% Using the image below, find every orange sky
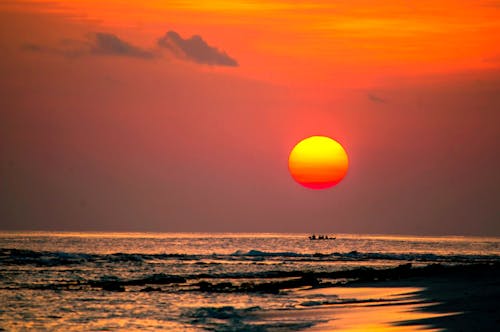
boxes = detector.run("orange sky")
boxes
[1,1,500,234]
[3,0,500,86]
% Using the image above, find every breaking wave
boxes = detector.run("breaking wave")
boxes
[1,248,498,266]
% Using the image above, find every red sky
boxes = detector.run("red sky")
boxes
[1,0,499,235]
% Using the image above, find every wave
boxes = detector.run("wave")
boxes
[1,248,499,266]
[0,248,200,266]
[182,305,318,331]
[233,249,303,257]
[232,250,500,263]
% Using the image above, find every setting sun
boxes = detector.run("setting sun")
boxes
[288,136,349,189]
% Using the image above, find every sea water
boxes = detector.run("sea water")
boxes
[0,232,499,331]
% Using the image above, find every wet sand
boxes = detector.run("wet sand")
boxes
[379,270,500,331]
[260,286,447,331]
[261,264,500,331]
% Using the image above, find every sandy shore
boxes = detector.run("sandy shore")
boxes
[377,268,500,331]
[260,264,500,331]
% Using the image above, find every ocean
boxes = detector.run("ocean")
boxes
[1,232,499,331]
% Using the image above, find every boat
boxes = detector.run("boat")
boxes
[309,234,336,240]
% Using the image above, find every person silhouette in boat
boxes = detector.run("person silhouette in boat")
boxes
[309,234,335,240]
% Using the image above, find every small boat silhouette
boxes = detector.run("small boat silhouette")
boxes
[309,234,336,240]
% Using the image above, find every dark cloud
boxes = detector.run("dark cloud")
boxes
[21,31,236,64]
[368,93,387,103]
[90,33,154,59]
[158,31,238,67]
[21,33,154,59]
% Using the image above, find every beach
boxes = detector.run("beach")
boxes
[247,263,500,332]
[299,264,499,331]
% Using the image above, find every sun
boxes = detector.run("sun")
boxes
[288,136,349,189]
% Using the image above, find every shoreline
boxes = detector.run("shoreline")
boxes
[298,264,500,331]
[249,263,500,331]
[372,272,500,331]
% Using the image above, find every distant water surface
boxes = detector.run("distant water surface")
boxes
[1,232,498,331]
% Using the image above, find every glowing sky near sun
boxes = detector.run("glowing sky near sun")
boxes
[1,0,499,234]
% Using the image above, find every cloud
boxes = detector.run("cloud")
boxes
[90,33,154,59]
[368,93,387,103]
[21,33,154,59]
[158,31,238,67]
[21,31,236,65]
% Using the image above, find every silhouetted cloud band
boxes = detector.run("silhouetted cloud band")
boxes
[158,31,238,67]
[90,33,154,59]
[22,30,238,67]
